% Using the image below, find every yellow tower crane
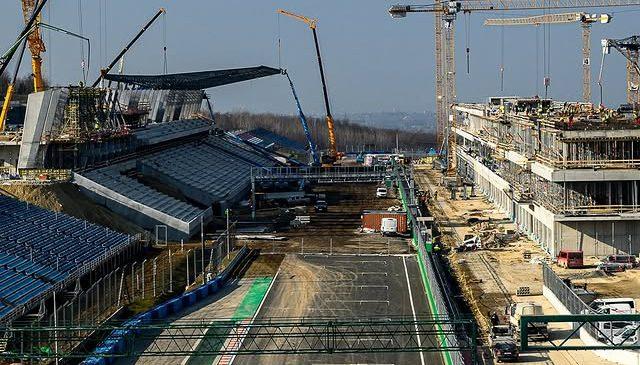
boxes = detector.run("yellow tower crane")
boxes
[0,0,47,132]
[21,0,46,93]
[277,9,338,164]
[484,12,612,103]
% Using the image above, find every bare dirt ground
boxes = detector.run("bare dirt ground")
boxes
[0,183,144,234]
[414,164,617,365]
[241,183,413,255]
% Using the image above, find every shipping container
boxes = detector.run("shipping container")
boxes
[361,210,408,233]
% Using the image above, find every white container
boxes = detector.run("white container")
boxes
[380,217,398,236]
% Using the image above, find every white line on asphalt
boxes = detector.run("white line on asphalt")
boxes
[403,256,426,365]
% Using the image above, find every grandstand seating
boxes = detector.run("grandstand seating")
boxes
[238,128,306,152]
[0,195,131,320]
[139,135,277,206]
[82,167,204,222]
[134,119,211,146]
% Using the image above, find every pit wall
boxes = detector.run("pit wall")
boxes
[543,286,640,365]
[81,245,249,365]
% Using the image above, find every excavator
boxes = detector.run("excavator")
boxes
[277,9,340,165]
[0,0,47,132]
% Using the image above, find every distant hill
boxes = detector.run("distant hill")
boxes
[346,111,436,133]
[214,111,436,152]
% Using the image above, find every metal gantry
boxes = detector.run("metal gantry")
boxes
[1,317,477,359]
[602,35,640,104]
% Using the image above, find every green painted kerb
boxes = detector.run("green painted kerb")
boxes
[396,172,454,365]
[232,277,272,319]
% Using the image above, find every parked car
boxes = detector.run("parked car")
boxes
[557,250,584,269]
[314,200,328,212]
[597,255,638,272]
[492,340,519,362]
[376,187,388,198]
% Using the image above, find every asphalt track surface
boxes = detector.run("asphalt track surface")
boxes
[234,254,444,365]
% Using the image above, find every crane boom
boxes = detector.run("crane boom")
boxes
[283,71,320,165]
[92,8,165,87]
[484,12,611,102]
[277,8,337,163]
[389,0,640,175]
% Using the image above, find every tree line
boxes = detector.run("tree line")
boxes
[0,74,46,102]
[214,111,436,151]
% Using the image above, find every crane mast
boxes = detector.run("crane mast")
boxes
[602,36,640,105]
[21,0,46,93]
[389,0,640,176]
[277,9,338,164]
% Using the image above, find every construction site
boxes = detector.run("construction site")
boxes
[1,1,640,365]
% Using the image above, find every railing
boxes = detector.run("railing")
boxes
[252,166,388,181]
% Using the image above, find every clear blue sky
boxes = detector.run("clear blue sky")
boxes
[1,1,638,116]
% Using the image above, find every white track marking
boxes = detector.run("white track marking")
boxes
[403,256,426,365]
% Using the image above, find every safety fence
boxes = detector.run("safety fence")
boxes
[8,224,239,360]
[395,164,475,365]
[542,263,599,338]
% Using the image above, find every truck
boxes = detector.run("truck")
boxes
[380,218,398,236]
[508,302,548,341]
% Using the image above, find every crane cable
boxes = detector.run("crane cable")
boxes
[77,0,87,84]
[162,10,167,74]
[277,12,282,69]
[464,11,471,74]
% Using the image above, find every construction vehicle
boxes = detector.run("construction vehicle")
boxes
[388,0,640,176]
[277,9,338,164]
[282,70,320,166]
[600,36,640,106]
[484,12,612,103]
[508,302,548,340]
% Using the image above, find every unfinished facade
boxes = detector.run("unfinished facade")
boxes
[455,97,640,256]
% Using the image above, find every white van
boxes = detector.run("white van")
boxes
[376,187,388,198]
[381,218,398,236]
[591,298,637,342]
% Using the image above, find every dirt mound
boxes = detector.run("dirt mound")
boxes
[0,183,144,235]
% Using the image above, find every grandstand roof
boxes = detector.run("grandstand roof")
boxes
[0,195,132,322]
[237,128,306,152]
[103,66,281,90]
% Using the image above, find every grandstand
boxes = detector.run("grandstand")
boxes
[0,195,133,323]
[75,130,282,239]
[237,128,306,153]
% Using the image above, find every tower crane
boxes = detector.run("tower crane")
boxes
[601,36,640,105]
[1,0,47,132]
[388,0,640,175]
[484,12,611,103]
[21,0,46,93]
[277,9,338,164]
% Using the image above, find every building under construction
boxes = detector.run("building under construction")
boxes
[455,97,640,256]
